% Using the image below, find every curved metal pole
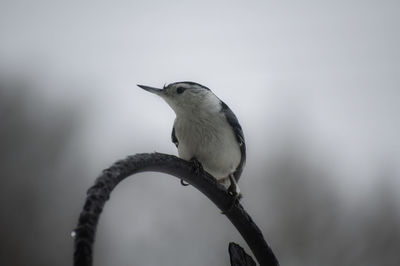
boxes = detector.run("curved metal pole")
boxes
[73,153,279,266]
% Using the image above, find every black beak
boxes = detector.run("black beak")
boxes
[137,84,164,96]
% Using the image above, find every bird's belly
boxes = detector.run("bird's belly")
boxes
[176,120,241,179]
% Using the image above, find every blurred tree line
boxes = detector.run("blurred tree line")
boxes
[0,76,85,266]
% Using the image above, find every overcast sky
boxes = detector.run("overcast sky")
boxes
[2,0,399,186]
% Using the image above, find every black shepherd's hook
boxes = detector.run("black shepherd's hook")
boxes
[73,152,279,266]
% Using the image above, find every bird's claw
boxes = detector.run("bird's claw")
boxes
[190,157,204,175]
[228,174,241,199]
[221,175,242,214]
[221,191,241,214]
[180,158,203,187]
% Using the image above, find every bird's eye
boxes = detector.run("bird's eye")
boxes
[176,87,185,94]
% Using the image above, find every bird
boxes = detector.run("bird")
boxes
[138,81,246,198]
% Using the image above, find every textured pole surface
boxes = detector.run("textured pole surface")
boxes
[73,153,279,266]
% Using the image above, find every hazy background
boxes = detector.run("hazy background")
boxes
[1,1,399,265]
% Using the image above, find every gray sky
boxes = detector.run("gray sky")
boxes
[2,0,398,186]
[1,1,399,265]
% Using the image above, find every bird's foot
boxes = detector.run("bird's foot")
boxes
[221,175,242,214]
[228,174,241,197]
[221,193,241,214]
[190,157,204,175]
[180,158,203,186]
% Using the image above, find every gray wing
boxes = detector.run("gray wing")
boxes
[171,126,179,148]
[220,101,246,182]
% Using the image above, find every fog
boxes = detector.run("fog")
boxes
[1,1,399,265]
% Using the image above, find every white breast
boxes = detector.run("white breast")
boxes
[174,108,241,180]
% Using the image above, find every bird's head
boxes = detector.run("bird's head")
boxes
[138,81,220,115]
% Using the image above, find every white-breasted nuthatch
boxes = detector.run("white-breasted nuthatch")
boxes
[138,81,246,197]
